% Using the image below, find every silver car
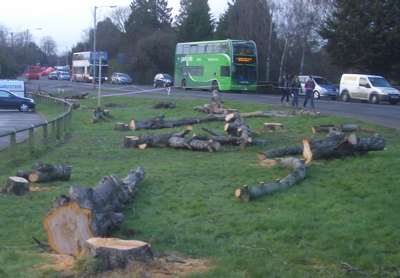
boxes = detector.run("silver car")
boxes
[111,73,133,85]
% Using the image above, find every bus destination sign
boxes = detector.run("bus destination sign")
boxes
[234,56,255,64]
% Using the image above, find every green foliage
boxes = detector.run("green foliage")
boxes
[319,0,400,78]
[0,96,399,277]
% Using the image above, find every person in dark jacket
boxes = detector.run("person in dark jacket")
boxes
[303,75,315,108]
[290,75,301,108]
[279,73,291,107]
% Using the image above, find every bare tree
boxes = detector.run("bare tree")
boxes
[108,6,130,33]
[40,36,57,56]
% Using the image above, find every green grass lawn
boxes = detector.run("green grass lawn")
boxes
[0,95,399,277]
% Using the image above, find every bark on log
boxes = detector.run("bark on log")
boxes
[235,158,306,202]
[85,238,154,271]
[192,134,266,147]
[153,101,176,109]
[194,90,229,114]
[256,145,303,160]
[2,176,29,195]
[303,133,386,163]
[114,122,132,131]
[168,137,221,152]
[16,163,72,183]
[124,126,193,148]
[239,110,321,118]
[129,114,226,131]
[312,124,377,134]
[92,107,113,123]
[42,167,146,256]
[225,113,252,148]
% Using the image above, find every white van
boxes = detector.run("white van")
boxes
[340,74,400,105]
[298,75,339,100]
[0,79,26,97]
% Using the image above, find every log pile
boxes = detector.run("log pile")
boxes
[225,112,252,148]
[16,162,73,183]
[194,90,235,114]
[42,167,146,256]
[92,107,113,123]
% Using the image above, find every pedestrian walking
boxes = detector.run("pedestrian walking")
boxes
[290,75,301,108]
[303,75,315,109]
[279,73,291,107]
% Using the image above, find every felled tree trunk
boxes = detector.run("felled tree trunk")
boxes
[235,158,306,202]
[1,176,29,196]
[312,124,377,134]
[42,167,146,256]
[65,92,89,100]
[168,137,221,152]
[194,90,228,114]
[192,134,266,147]
[225,113,252,148]
[239,110,321,118]
[16,162,72,183]
[86,238,154,271]
[124,126,193,148]
[303,133,386,163]
[153,101,176,109]
[129,114,227,131]
[114,122,132,131]
[92,107,113,123]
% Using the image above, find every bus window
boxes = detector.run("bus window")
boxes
[221,43,229,54]
[221,66,230,77]
[190,45,197,54]
[176,45,183,54]
[183,45,190,54]
[197,44,205,54]
[206,44,213,54]
[213,43,221,53]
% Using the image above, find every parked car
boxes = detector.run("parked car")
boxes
[110,73,132,85]
[0,89,36,112]
[58,71,71,81]
[298,75,339,100]
[48,71,58,80]
[154,73,174,87]
[340,74,400,105]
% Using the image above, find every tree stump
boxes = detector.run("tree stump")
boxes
[263,123,283,131]
[2,176,29,196]
[85,238,154,271]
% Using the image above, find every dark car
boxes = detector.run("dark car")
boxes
[48,71,58,80]
[111,72,132,85]
[154,73,174,87]
[0,89,36,112]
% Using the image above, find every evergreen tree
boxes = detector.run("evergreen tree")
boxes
[175,0,214,42]
[319,0,400,78]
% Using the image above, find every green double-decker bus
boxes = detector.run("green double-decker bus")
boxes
[174,39,258,92]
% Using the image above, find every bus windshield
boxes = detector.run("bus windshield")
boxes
[232,42,257,55]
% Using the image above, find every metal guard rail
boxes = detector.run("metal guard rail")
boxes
[0,93,73,159]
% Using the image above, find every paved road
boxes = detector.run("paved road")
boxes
[0,110,43,150]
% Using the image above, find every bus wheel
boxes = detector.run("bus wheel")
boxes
[212,81,219,92]
[181,79,187,90]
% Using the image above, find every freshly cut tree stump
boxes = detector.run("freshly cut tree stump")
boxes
[2,176,29,196]
[114,122,132,131]
[16,162,72,183]
[235,157,306,202]
[43,167,146,256]
[42,202,94,256]
[263,123,283,131]
[85,238,154,271]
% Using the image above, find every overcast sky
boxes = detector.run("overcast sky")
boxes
[1,0,229,55]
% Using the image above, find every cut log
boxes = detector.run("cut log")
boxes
[114,122,132,131]
[153,101,176,109]
[124,126,193,148]
[85,238,154,271]
[129,114,227,131]
[263,123,283,131]
[239,110,321,118]
[235,158,306,202]
[194,90,231,114]
[91,107,113,123]
[192,134,266,147]
[43,167,146,255]
[224,113,252,148]
[42,202,94,256]
[168,137,221,152]
[303,133,386,163]
[2,176,29,196]
[16,163,72,183]
[312,124,377,134]
[256,145,303,160]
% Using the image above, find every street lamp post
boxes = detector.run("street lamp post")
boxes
[93,5,116,90]
[26,28,42,64]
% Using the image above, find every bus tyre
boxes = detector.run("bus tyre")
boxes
[212,81,219,92]
[181,79,187,90]
[371,95,379,104]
